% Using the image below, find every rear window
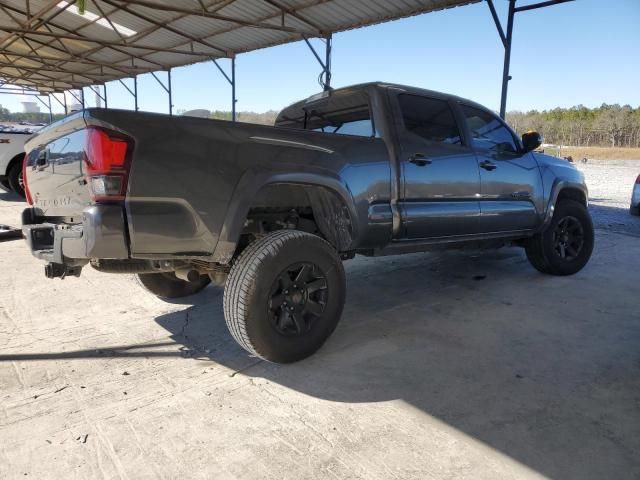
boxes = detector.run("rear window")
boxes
[276,89,378,138]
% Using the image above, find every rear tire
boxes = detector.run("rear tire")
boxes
[223,230,346,363]
[137,272,211,299]
[525,199,594,276]
[7,159,25,198]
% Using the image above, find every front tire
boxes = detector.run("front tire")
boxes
[224,230,346,363]
[137,272,211,299]
[526,199,594,275]
[7,158,25,198]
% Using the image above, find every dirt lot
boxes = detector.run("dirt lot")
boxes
[1,166,639,480]
[578,160,640,236]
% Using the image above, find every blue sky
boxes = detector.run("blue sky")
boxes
[2,0,639,115]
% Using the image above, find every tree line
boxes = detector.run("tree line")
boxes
[0,106,64,123]
[506,104,640,148]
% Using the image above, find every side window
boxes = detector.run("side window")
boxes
[398,94,462,145]
[460,104,519,153]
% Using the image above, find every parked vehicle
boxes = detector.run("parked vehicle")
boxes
[20,82,594,363]
[631,174,640,216]
[0,129,32,197]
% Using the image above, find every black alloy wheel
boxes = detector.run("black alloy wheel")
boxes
[268,262,328,337]
[552,216,584,261]
[525,199,594,276]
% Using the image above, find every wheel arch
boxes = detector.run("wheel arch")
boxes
[5,152,25,176]
[213,172,358,264]
[541,180,589,229]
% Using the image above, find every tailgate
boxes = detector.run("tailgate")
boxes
[24,112,91,220]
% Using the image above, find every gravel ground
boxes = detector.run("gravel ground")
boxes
[578,160,640,236]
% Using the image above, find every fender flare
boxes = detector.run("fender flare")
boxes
[541,179,588,229]
[212,170,358,263]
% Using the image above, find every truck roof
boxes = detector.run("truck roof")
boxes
[277,82,488,120]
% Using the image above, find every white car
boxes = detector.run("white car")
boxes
[0,129,34,198]
[631,174,640,216]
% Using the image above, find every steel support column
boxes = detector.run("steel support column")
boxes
[303,34,332,91]
[68,88,83,110]
[118,77,139,111]
[134,76,138,111]
[499,0,515,119]
[231,57,236,121]
[49,92,66,114]
[91,85,107,108]
[151,70,173,115]
[487,0,575,119]
[324,35,332,90]
[211,57,237,121]
[33,95,52,122]
[168,68,173,115]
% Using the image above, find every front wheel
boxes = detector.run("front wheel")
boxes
[137,272,211,299]
[525,199,594,276]
[223,230,346,363]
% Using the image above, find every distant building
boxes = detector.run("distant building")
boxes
[21,101,40,113]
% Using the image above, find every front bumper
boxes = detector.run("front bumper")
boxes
[22,204,129,266]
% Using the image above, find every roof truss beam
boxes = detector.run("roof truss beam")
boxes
[118,0,315,35]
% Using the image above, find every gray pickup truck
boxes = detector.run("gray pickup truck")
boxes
[21,82,593,363]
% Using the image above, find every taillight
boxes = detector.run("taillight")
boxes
[84,127,132,202]
[22,153,33,205]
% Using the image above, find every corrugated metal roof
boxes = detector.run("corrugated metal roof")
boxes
[0,0,479,93]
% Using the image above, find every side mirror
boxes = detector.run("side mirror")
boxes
[522,131,543,152]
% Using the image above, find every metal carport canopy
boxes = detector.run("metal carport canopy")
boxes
[0,0,480,93]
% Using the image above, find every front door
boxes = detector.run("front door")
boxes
[394,94,481,239]
[458,103,542,233]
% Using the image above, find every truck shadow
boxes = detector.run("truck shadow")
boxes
[153,245,639,480]
[588,202,640,236]
[0,189,22,202]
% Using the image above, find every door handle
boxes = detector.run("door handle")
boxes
[409,153,432,166]
[480,160,497,171]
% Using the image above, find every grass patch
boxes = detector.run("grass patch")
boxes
[558,147,640,161]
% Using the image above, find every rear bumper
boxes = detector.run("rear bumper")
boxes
[22,205,129,266]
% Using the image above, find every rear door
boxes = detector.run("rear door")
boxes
[393,93,481,239]
[457,104,541,233]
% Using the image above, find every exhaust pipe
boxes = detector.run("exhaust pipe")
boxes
[174,268,202,283]
[45,263,82,279]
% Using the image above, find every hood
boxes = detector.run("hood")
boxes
[532,152,578,169]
